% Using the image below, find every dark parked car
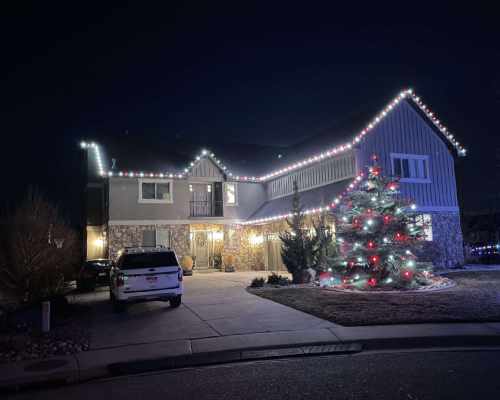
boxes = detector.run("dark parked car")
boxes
[77,259,114,291]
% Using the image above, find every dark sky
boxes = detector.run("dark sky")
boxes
[1,2,499,222]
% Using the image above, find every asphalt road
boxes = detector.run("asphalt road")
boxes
[9,348,500,400]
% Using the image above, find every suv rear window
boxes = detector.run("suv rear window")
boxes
[118,252,179,269]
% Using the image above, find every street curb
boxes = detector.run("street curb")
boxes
[107,342,362,377]
[3,331,500,392]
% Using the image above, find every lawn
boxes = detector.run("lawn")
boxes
[249,271,500,326]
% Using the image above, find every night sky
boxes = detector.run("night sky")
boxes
[2,2,499,224]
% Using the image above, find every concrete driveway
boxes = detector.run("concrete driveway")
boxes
[73,271,338,350]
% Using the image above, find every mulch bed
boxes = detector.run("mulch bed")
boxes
[248,271,500,326]
[0,298,91,364]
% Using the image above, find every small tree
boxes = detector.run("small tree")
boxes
[279,181,316,283]
[0,188,80,304]
[329,161,432,289]
[311,212,334,272]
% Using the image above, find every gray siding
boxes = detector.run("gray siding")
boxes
[357,100,459,209]
[189,158,224,180]
[266,151,356,199]
[108,178,266,221]
[109,178,191,220]
[224,182,267,220]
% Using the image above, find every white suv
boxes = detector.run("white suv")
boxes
[110,247,183,312]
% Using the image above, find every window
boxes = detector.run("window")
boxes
[391,153,430,182]
[415,214,433,241]
[224,182,237,205]
[142,228,171,247]
[142,230,156,246]
[207,184,212,193]
[138,179,173,203]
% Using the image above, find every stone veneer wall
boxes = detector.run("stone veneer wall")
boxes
[106,211,463,271]
[429,211,464,269]
[108,224,190,260]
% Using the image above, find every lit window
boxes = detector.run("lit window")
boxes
[225,182,237,205]
[139,179,173,203]
[189,184,193,192]
[207,184,212,193]
[415,214,433,241]
[391,153,430,182]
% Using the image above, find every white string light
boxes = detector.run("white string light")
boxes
[80,141,105,176]
[242,171,365,225]
[80,88,466,223]
[257,89,466,181]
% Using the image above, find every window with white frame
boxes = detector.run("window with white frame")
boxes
[141,228,171,247]
[415,214,433,241]
[390,153,430,182]
[139,179,173,203]
[224,182,237,205]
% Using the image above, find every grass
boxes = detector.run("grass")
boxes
[249,271,500,326]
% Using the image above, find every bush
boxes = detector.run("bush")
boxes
[267,273,290,286]
[250,277,265,288]
[0,189,80,305]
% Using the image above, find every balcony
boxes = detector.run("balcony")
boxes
[190,200,223,218]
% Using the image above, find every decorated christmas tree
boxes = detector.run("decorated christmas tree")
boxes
[329,157,433,289]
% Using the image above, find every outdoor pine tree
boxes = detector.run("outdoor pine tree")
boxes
[280,181,316,283]
[330,161,433,289]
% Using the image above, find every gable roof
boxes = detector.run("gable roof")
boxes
[81,89,466,183]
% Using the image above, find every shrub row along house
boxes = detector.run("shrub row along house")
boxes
[81,89,466,270]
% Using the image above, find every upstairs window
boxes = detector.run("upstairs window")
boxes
[390,153,430,183]
[224,182,237,205]
[139,179,173,203]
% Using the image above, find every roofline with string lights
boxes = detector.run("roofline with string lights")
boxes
[80,88,466,185]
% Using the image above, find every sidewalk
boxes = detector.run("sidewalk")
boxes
[2,321,500,389]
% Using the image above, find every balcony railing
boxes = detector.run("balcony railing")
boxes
[190,200,223,217]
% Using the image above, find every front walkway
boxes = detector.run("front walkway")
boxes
[76,271,338,350]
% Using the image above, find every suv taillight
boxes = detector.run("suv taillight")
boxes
[178,269,183,282]
[117,273,125,287]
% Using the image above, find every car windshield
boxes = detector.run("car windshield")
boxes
[119,252,179,269]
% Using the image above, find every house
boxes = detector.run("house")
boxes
[81,89,466,270]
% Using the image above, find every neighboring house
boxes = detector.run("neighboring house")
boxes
[81,89,466,270]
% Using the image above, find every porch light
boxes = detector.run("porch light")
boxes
[212,231,223,241]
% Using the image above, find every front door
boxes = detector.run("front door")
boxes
[194,231,210,269]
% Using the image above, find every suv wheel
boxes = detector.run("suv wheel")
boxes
[169,295,182,308]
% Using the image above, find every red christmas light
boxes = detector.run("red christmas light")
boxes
[348,260,355,268]
[401,270,413,280]
[394,232,405,241]
[383,215,391,224]
[372,166,381,176]
[387,182,399,191]
[367,241,376,249]
[368,277,377,287]
[369,255,380,265]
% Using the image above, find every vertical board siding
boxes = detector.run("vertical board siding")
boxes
[266,151,356,199]
[190,159,224,179]
[357,100,459,208]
